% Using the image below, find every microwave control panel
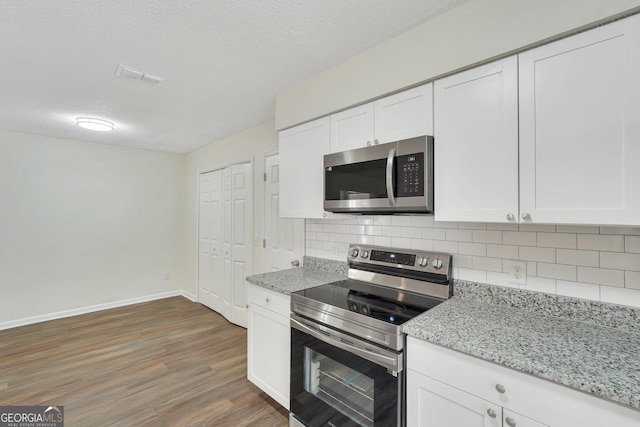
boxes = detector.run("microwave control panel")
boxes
[396,153,424,197]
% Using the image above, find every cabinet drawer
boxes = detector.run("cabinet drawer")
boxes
[248,284,290,316]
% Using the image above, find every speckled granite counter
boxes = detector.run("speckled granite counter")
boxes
[248,258,640,411]
[246,256,347,294]
[404,287,640,411]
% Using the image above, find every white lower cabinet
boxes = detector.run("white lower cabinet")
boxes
[247,284,290,409]
[408,372,502,427]
[407,337,640,427]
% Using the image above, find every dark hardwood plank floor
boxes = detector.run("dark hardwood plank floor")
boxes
[0,296,288,426]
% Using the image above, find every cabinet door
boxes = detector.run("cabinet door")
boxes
[330,103,375,152]
[434,56,519,223]
[279,117,332,218]
[247,286,290,409]
[408,370,502,427]
[374,84,433,144]
[503,409,548,427]
[519,14,640,225]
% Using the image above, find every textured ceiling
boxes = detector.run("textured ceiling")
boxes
[0,0,469,154]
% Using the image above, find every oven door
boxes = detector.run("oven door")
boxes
[290,314,403,427]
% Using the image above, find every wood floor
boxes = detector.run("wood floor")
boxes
[0,297,288,426]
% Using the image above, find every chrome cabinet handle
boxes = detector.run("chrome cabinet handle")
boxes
[266,298,271,303]
[495,384,506,393]
[506,213,515,221]
[245,304,249,309]
[385,147,397,206]
[291,259,300,267]
[367,140,372,146]
[505,417,516,427]
[486,408,497,419]
[522,213,531,220]
[374,139,379,145]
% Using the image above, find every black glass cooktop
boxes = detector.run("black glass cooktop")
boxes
[293,279,443,325]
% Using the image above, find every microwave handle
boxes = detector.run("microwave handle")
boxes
[386,147,397,206]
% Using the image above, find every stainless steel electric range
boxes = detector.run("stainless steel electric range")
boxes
[289,244,452,427]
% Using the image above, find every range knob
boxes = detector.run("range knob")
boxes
[432,258,443,269]
[361,250,369,259]
[350,248,359,257]
[418,256,428,267]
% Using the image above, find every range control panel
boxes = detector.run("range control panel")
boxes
[346,244,452,278]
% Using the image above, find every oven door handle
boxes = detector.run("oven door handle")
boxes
[385,147,397,206]
[291,316,401,374]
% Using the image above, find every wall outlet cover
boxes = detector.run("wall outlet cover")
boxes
[508,260,526,285]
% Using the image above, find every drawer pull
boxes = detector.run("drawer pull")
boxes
[505,417,516,427]
[495,383,506,393]
[486,408,497,419]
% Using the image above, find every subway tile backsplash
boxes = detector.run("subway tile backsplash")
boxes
[305,215,640,308]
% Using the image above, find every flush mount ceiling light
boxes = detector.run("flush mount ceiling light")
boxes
[76,117,114,132]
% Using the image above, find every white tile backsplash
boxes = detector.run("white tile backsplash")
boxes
[519,246,555,263]
[577,234,625,252]
[305,215,640,308]
[504,231,537,246]
[555,249,599,267]
[537,232,576,249]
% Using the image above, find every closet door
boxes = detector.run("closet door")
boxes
[221,167,233,320]
[198,163,253,327]
[229,162,253,328]
[198,170,223,313]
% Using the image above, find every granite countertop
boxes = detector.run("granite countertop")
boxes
[247,257,640,411]
[246,256,347,294]
[404,296,640,411]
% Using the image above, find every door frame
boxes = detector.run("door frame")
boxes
[261,150,305,272]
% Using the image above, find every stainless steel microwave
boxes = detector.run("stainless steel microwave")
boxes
[324,136,434,214]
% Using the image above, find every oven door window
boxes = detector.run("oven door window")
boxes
[304,347,374,425]
[291,328,400,427]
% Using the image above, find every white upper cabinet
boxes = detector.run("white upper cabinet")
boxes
[330,84,433,153]
[435,13,640,226]
[519,13,640,225]
[374,84,433,143]
[434,56,519,223]
[279,116,335,219]
[330,103,375,152]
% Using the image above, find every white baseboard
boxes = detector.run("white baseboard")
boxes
[0,290,198,331]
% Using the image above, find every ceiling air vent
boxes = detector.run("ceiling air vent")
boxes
[115,64,164,87]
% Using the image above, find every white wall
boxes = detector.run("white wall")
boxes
[0,130,184,326]
[306,216,640,308]
[275,0,640,129]
[182,120,278,297]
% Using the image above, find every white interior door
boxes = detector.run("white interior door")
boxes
[198,170,222,312]
[221,167,233,320]
[198,162,253,328]
[264,153,305,272]
[230,162,253,327]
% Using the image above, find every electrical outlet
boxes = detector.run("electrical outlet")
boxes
[509,261,526,285]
